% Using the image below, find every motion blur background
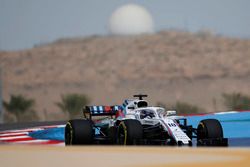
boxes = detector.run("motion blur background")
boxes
[0,0,250,123]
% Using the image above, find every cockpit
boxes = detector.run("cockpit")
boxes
[137,107,176,120]
[139,109,157,119]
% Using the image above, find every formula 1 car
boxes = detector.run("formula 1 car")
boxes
[65,94,228,146]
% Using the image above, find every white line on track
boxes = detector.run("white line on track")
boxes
[0,132,29,137]
[0,135,31,140]
[14,139,49,143]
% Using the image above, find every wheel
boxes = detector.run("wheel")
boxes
[197,119,223,140]
[65,119,93,145]
[108,126,117,144]
[117,119,143,145]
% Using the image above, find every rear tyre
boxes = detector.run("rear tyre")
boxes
[197,119,223,140]
[117,119,143,145]
[65,119,93,145]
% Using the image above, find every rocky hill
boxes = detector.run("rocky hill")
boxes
[1,31,250,121]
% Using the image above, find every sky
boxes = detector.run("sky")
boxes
[0,0,250,51]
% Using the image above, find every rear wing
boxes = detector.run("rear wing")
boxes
[85,105,123,116]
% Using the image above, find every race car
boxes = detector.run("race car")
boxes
[65,94,228,146]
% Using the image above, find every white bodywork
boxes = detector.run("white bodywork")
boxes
[121,99,191,145]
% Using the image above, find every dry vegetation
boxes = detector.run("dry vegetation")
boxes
[1,30,250,121]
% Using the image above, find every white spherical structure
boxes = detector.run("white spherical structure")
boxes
[109,4,154,35]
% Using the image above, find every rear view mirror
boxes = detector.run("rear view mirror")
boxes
[167,110,177,116]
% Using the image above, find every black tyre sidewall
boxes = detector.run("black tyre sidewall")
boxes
[197,119,223,140]
[117,119,143,145]
[108,126,117,144]
[65,119,93,145]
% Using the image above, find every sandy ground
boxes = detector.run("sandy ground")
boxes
[0,146,250,167]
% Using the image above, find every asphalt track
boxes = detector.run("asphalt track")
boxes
[0,146,250,167]
[1,111,250,167]
[1,111,250,146]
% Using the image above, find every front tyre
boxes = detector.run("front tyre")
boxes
[117,119,143,145]
[65,119,93,145]
[197,119,223,140]
[197,119,227,146]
